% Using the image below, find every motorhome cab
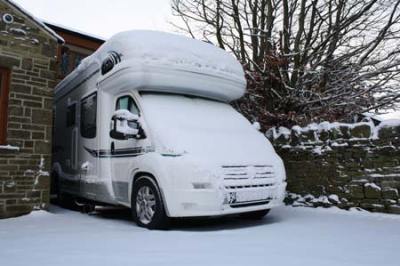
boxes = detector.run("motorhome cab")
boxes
[52,31,287,229]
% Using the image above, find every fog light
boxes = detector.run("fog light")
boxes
[192,182,212,189]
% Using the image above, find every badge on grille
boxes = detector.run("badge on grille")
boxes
[228,192,237,204]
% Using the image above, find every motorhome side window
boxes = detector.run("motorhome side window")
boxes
[116,95,140,115]
[80,93,97,138]
[66,103,76,127]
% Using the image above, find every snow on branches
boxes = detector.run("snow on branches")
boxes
[172,0,400,127]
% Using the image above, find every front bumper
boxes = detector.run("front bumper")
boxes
[166,182,287,217]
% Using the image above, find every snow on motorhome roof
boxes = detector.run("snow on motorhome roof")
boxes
[4,0,64,43]
[55,30,246,102]
[90,30,243,79]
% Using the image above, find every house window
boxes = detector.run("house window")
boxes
[0,68,10,145]
[59,46,90,77]
[80,92,97,139]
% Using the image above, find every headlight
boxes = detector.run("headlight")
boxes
[274,157,287,182]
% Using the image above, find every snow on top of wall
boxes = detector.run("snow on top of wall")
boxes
[0,145,20,151]
[364,182,382,191]
[268,119,400,142]
[5,0,64,43]
[267,119,400,156]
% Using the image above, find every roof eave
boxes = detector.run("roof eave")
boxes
[4,0,65,44]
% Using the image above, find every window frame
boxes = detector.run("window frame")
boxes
[80,92,97,139]
[0,67,10,145]
[115,95,140,116]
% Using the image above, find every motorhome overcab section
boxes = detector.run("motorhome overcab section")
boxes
[52,30,287,229]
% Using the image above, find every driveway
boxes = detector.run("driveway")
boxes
[0,205,399,266]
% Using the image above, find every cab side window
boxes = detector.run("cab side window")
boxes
[81,92,97,138]
[116,95,140,115]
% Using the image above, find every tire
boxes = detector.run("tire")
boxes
[239,209,270,220]
[51,172,77,209]
[131,177,169,229]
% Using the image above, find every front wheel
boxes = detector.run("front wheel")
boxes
[131,177,169,229]
[239,209,270,220]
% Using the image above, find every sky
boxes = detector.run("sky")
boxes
[12,0,175,39]
[10,0,400,119]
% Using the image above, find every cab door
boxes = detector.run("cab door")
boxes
[109,94,148,204]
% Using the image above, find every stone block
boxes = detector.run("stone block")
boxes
[32,132,45,140]
[360,202,385,212]
[364,183,381,199]
[24,100,42,108]
[301,130,316,142]
[339,126,351,139]
[11,84,31,94]
[41,44,57,58]
[34,141,51,153]
[21,58,33,70]
[4,205,33,217]
[329,128,342,140]
[32,87,52,97]
[319,130,330,142]
[32,109,52,125]
[351,124,371,138]
[8,129,30,139]
[387,205,400,214]
[0,55,20,67]
[348,185,364,199]
[378,125,400,139]
[40,69,55,80]
[35,175,50,189]
[8,106,23,116]
[382,188,399,200]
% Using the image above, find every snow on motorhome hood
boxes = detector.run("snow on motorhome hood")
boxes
[140,93,276,165]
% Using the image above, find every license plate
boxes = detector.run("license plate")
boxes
[229,189,273,203]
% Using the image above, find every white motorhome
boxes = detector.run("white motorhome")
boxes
[52,30,287,229]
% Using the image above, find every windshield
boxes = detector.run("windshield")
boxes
[140,93,274,163]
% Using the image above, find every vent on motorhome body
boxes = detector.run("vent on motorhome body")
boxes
[101,51,122,75]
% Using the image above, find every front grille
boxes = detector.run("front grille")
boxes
[221,165,274,180]
[222,165,277,208]
[221,164,276,189]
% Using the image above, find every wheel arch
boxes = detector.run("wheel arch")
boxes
[130,171,171,216]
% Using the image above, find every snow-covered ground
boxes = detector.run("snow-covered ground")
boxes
[1,206,399,266]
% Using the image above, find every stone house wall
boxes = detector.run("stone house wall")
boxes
[267,120,400,214]
[0,1,59,218]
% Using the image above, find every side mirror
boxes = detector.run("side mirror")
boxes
[110,110,144,140]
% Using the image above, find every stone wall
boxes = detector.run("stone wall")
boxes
[0,1,58,218]
[267,120,400,214]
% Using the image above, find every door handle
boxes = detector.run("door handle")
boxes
[81,162,89,171]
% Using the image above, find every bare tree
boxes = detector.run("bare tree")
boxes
[172,0,400,128]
